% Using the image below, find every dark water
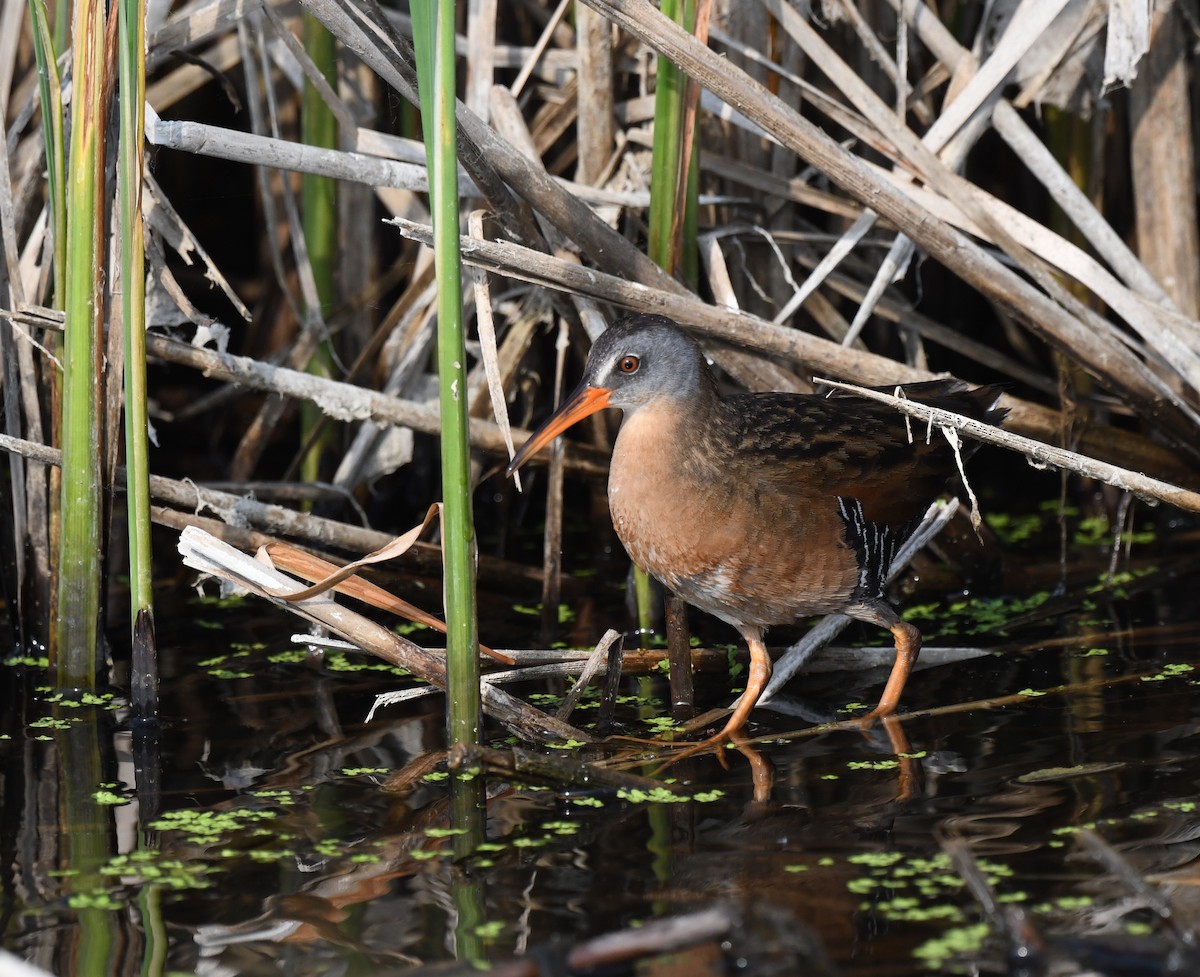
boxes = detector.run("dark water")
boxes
[5,518,1200,976]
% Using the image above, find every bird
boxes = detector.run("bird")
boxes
[507,313,1005,747]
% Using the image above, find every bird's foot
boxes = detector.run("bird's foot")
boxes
[651,731,735,771]
[644,705,764,771]
[852,707,890,732]
[615,632,773,773]
[610,731,693,749]
[607,724,737,771]
[649,728,775,789]
[610,729,732,761]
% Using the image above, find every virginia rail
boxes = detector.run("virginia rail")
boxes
[508,313,1005,745]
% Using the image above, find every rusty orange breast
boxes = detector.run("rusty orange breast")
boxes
[607,399,861,628]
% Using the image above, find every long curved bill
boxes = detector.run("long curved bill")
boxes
[507,384,612,476]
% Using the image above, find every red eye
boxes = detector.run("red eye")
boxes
[618,355,640,374]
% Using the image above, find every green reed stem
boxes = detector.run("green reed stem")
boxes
[647,0,689,276]
[119,0,154,653]
[300,12,338,484]
[411,0,480,747]
[52,0,69,58]
[301,15,338,317]
[27,0,65,307]
[638,0,698,640]
[56,0,106,687]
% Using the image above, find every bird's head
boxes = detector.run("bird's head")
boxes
[507,313,710,476]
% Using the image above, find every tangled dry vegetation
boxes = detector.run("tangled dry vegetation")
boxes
[2,0,1199,627]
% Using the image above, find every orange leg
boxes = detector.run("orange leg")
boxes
[653,627,772,766]
[716,628,772,739]
[859,619,921,723]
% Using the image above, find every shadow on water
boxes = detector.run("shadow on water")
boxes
[6,521,1200,976]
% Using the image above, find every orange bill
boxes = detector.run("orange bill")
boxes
[507,385,612,476]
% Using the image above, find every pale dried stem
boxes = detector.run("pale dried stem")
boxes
[177,525,593,743]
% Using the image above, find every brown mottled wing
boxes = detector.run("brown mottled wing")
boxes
[727,381,1004,528]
